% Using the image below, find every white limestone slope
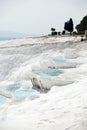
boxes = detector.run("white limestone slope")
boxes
[0,36,87,130]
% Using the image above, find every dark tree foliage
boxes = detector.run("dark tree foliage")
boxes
[62,30,65,35]
[64,18,74,34]
[51,28,57,36]
[58,32,61,35]
[73,31,77,34]
[51,31,57,35]
[51,28,55,32]
[75,15,87,34]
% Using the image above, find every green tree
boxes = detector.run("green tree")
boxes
[75,15,87,34]
[51,28,57,36]
[64,18,74,34]
[51,28,55,32]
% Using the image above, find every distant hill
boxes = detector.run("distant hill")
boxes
[0,31,28,41]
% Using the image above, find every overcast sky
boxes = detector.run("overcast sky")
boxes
[0,0,87,36]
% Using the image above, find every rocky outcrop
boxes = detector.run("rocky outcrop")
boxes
[31,77,74,92]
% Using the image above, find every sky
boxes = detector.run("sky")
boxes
[0,0,87,36]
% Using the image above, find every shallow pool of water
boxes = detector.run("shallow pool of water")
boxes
[0,95,7,105]
[48,56,66,63]
[13,89,39,101]
[33,68,63,77]
[0,82,39,105]
[6,83,21,92]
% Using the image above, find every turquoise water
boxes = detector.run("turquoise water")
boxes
[6,83,21,92]
[13,90,39,101]
[48,56,66,63]
[0,95,7,105]
[33,68,63,77]
[0,56,65,105]
[0,83,39,105]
